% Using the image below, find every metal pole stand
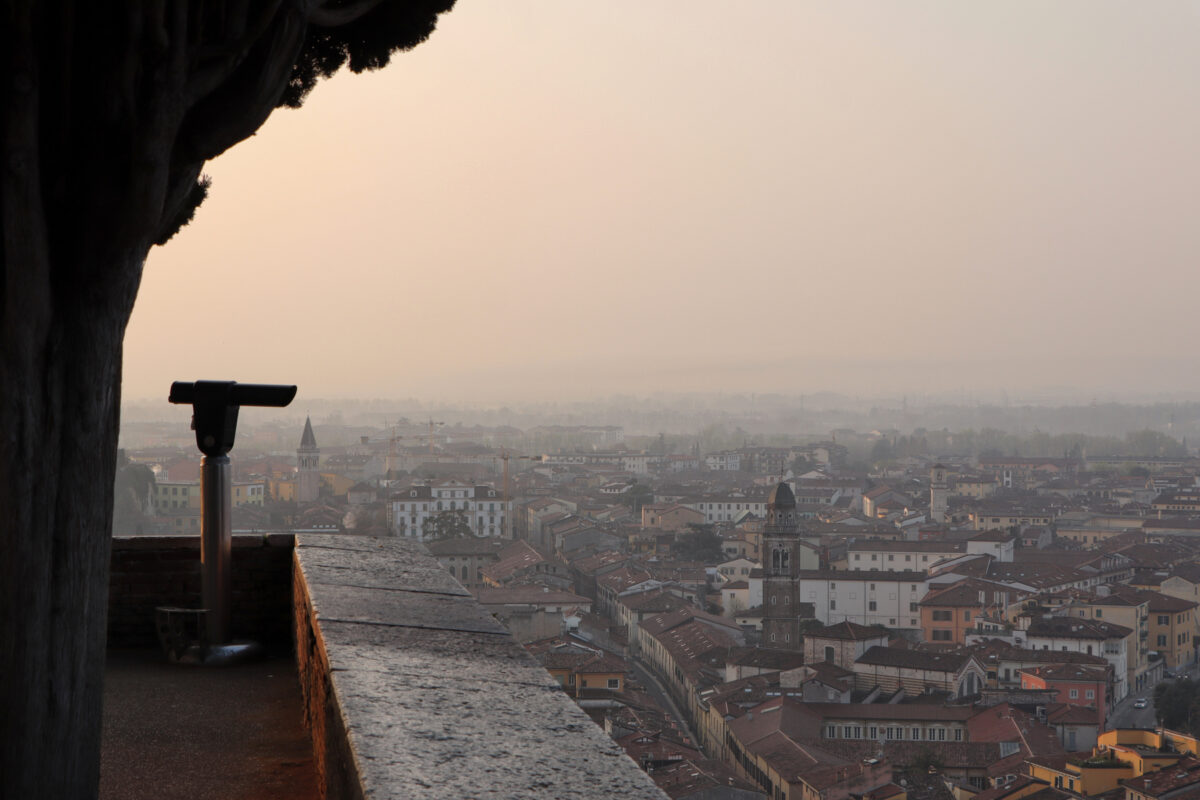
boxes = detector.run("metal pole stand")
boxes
[164,380,296,666]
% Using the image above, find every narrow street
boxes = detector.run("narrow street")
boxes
[629,658,703,751]
[1110,663,1200,730]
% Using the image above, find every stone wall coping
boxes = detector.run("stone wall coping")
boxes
[295,534,666,799]
[112,533,295,550]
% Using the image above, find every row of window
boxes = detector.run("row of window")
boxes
[853,553,935,562]
[824,725,959,742]
[824,583,920,592]
[398,501,505,511]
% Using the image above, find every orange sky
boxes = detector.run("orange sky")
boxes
[123,2,1200,406]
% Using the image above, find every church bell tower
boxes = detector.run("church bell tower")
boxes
[761,482,802,650]
[297,416,320,503]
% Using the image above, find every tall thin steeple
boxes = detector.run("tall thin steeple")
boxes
[297,416,320,503]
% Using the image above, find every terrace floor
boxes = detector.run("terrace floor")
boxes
[100,648,319,800]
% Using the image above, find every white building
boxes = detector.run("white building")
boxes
[749,569,931,631]
[683,496,767,524]
[388,479,511,540]
[1024,617,1132,701]
[704,452,742,471]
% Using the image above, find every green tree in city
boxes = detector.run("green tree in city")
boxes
[423,510,475,541]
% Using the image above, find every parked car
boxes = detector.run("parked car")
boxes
[1134,699,1148,709]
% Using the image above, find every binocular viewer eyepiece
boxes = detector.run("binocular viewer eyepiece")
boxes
[169,380,297,456]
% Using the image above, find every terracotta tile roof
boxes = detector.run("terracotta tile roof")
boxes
[855,646,971,673]
[475,587,590,606]
[1026,617,1133,640]
[1146,590,1200,612]
[1045,703,1100,725]
[808,621,886,641]
[649,758,761,799]
[1019,664,1109,684]
[1119,756,1200,797]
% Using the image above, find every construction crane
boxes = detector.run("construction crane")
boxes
[426,418,444,455]
[382,420,403,477]
[497,450,537,539]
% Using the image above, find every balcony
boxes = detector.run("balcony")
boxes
[106,534,664,798]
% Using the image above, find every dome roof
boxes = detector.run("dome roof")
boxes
[767,482,796,510]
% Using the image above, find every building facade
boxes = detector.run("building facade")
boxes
[388,479,511,540]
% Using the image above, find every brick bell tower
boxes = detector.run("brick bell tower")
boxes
[761,481,803,650]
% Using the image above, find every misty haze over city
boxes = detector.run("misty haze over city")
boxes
[122,2,1200,405]
[14,1,1200,797]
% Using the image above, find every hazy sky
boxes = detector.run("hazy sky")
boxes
[124,2,1200,406]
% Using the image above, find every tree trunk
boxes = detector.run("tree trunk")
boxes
[0,269,134,797]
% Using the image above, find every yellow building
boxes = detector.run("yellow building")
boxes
[1022,728,1200,797]
[232,481,266,507]
[320,472,356,497]
[1147,592,1198,669]
[1027,753,1134,796]
[1066,591,1152,692]
[271,477,297,502]
[153,480,200,512]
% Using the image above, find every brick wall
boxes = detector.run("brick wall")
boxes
[108,534,295,648]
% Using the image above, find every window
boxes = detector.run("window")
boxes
[911,727,921,740]
[827,726,836,738]
[1096,609,1103,618]
[870,584,876,591]
[955,729,963,741]
[868,727,877,740]
[938,728,946,741]
[1160,615,1170,625]
[869,601,877,611]
[932,610,952,621]
[932,630,952,641]
[1158,635,1167,647]
[1086,690,1095,699]
[1069,689,1079,699]
[910,603,918,612]
[964,610,972,621]
[830,600,836,610]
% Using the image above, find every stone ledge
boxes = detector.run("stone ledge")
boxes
[294,534,666,799]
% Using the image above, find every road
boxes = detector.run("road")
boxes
[629,658,702,750]
[1110,663,1200,729]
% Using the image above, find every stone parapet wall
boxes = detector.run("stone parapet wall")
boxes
[108,533,665,798]
[292,534,666,799]
[108,534,294,648]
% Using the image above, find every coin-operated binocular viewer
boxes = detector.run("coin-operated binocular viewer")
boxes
[168,380,296,659]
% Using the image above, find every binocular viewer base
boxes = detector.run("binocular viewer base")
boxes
[154,606,264,666]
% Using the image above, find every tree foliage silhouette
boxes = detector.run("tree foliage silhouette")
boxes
[0,2,453,795]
